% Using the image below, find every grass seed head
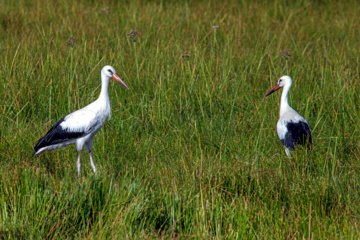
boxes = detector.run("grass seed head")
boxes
[101,6,110,15]
[280,49,291,60]
[67,37,77,47]
[181,51,191,61]
[127,30,139,42]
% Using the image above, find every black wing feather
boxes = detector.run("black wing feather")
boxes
[280,120,312,150]
[33,117,88,154]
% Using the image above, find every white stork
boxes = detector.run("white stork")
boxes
[33,65,129,177]
[265,75,312,157]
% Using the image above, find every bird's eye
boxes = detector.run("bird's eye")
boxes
[108,69,113,74]
[279,79,282,83]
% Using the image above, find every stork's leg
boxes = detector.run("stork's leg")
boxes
[77,151,82,177]
[285,147,291,158]
[85,140,96,175]
[89,151,97,175]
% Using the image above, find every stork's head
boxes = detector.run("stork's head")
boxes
[101,65,129,90]
[264,75,292,97]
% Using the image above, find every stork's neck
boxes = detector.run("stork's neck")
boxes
[99,73,110,102]
[280,83,291,116]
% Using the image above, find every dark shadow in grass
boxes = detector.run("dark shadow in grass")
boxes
[320,184,347,217]
[0,225,29,240]
[38,155,58,176]
[48,176,114,237]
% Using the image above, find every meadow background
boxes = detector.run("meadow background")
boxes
[1,0,360,238]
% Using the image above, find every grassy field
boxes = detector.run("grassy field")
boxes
[1,0,360,238]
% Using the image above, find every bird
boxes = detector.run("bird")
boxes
[33,65,129,177]
[264,75,311,157]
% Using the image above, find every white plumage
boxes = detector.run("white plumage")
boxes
[34,65,129,177]
[265,75,312,157]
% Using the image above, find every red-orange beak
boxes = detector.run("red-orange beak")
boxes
[112,73,129,90]
[264,83,280,98]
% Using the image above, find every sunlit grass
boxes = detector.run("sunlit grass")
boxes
[1,0,360,238]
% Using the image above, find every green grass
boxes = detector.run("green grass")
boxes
[1,0,360,238]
